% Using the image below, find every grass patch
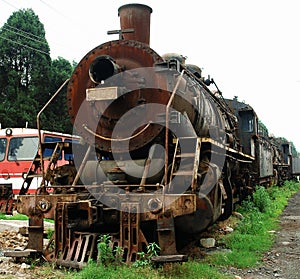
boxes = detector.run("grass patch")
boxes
[70,261,232,279]
[0,213,54,223]
[70,236,231,279]
[205,181,300,269]
[29,262,72,279]
[0,213,28,220]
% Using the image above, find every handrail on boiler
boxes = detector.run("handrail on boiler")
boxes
[164,70,185,190]
[36,78,70,189]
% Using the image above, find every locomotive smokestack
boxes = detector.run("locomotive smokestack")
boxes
[118,3,152,45]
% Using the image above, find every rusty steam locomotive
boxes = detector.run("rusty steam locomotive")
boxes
[13,3,300,267]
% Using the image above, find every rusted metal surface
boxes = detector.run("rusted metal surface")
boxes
[0,198,14,215]
[156,210,177,255]
[48,195,195,266]
[118,4,152,45]
[15,194,78,257]
[0,184,14,214]
[67,41,164,153]
[56,232,98,269]
[168,137,201,193]
[50,200,98,265]
[119,203,147,262]
[16,194,77,219]
[292,156,300,175]
[85,190,197,219]
[26,215,44,251]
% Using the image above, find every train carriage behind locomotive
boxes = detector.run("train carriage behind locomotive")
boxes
[226,97,300,185]
[225,97,274,186]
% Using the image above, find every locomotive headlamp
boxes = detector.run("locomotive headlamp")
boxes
[5,128,12,136]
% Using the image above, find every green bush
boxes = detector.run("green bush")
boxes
[97,234,115,266]
[252,186,272,213]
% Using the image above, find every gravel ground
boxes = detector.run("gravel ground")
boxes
[0,220,54,278]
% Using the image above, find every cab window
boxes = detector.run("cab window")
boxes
[239,111,254,132]
[0,138,7,161]
[8,137,38,161]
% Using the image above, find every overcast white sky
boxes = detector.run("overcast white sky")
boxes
[2,0,300,151]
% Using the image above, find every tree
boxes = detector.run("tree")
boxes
[0,8,51,127]
[43,57,74,133]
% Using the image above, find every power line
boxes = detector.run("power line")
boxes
[1,23,65,49]
[1,0,18,9]
[39,0,72,21]
[1,0,83,59]
[0,34,49,55]
[3,24,46,41]
[1,26,49,46]
[1,0,66,45]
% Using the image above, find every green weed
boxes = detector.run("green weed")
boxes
[207,181,300,269]
[46,228,54,239]
[133,242,160,267]
[97,234,115,266]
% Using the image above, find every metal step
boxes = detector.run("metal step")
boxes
[172,170,194,176]
[176,153,195,158]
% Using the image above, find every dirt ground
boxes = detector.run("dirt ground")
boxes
[0,220,54,278]
[0,190,299,278]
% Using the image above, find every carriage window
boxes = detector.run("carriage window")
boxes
[239,111,254,132]
[282,143,291,156]
[43,136,62,159]
[8,137,38,161]
[64,138,79,161]
[0,138,7,161]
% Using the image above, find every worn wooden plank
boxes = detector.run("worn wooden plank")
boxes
[4,249,37,258]
[151,254,188,263]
